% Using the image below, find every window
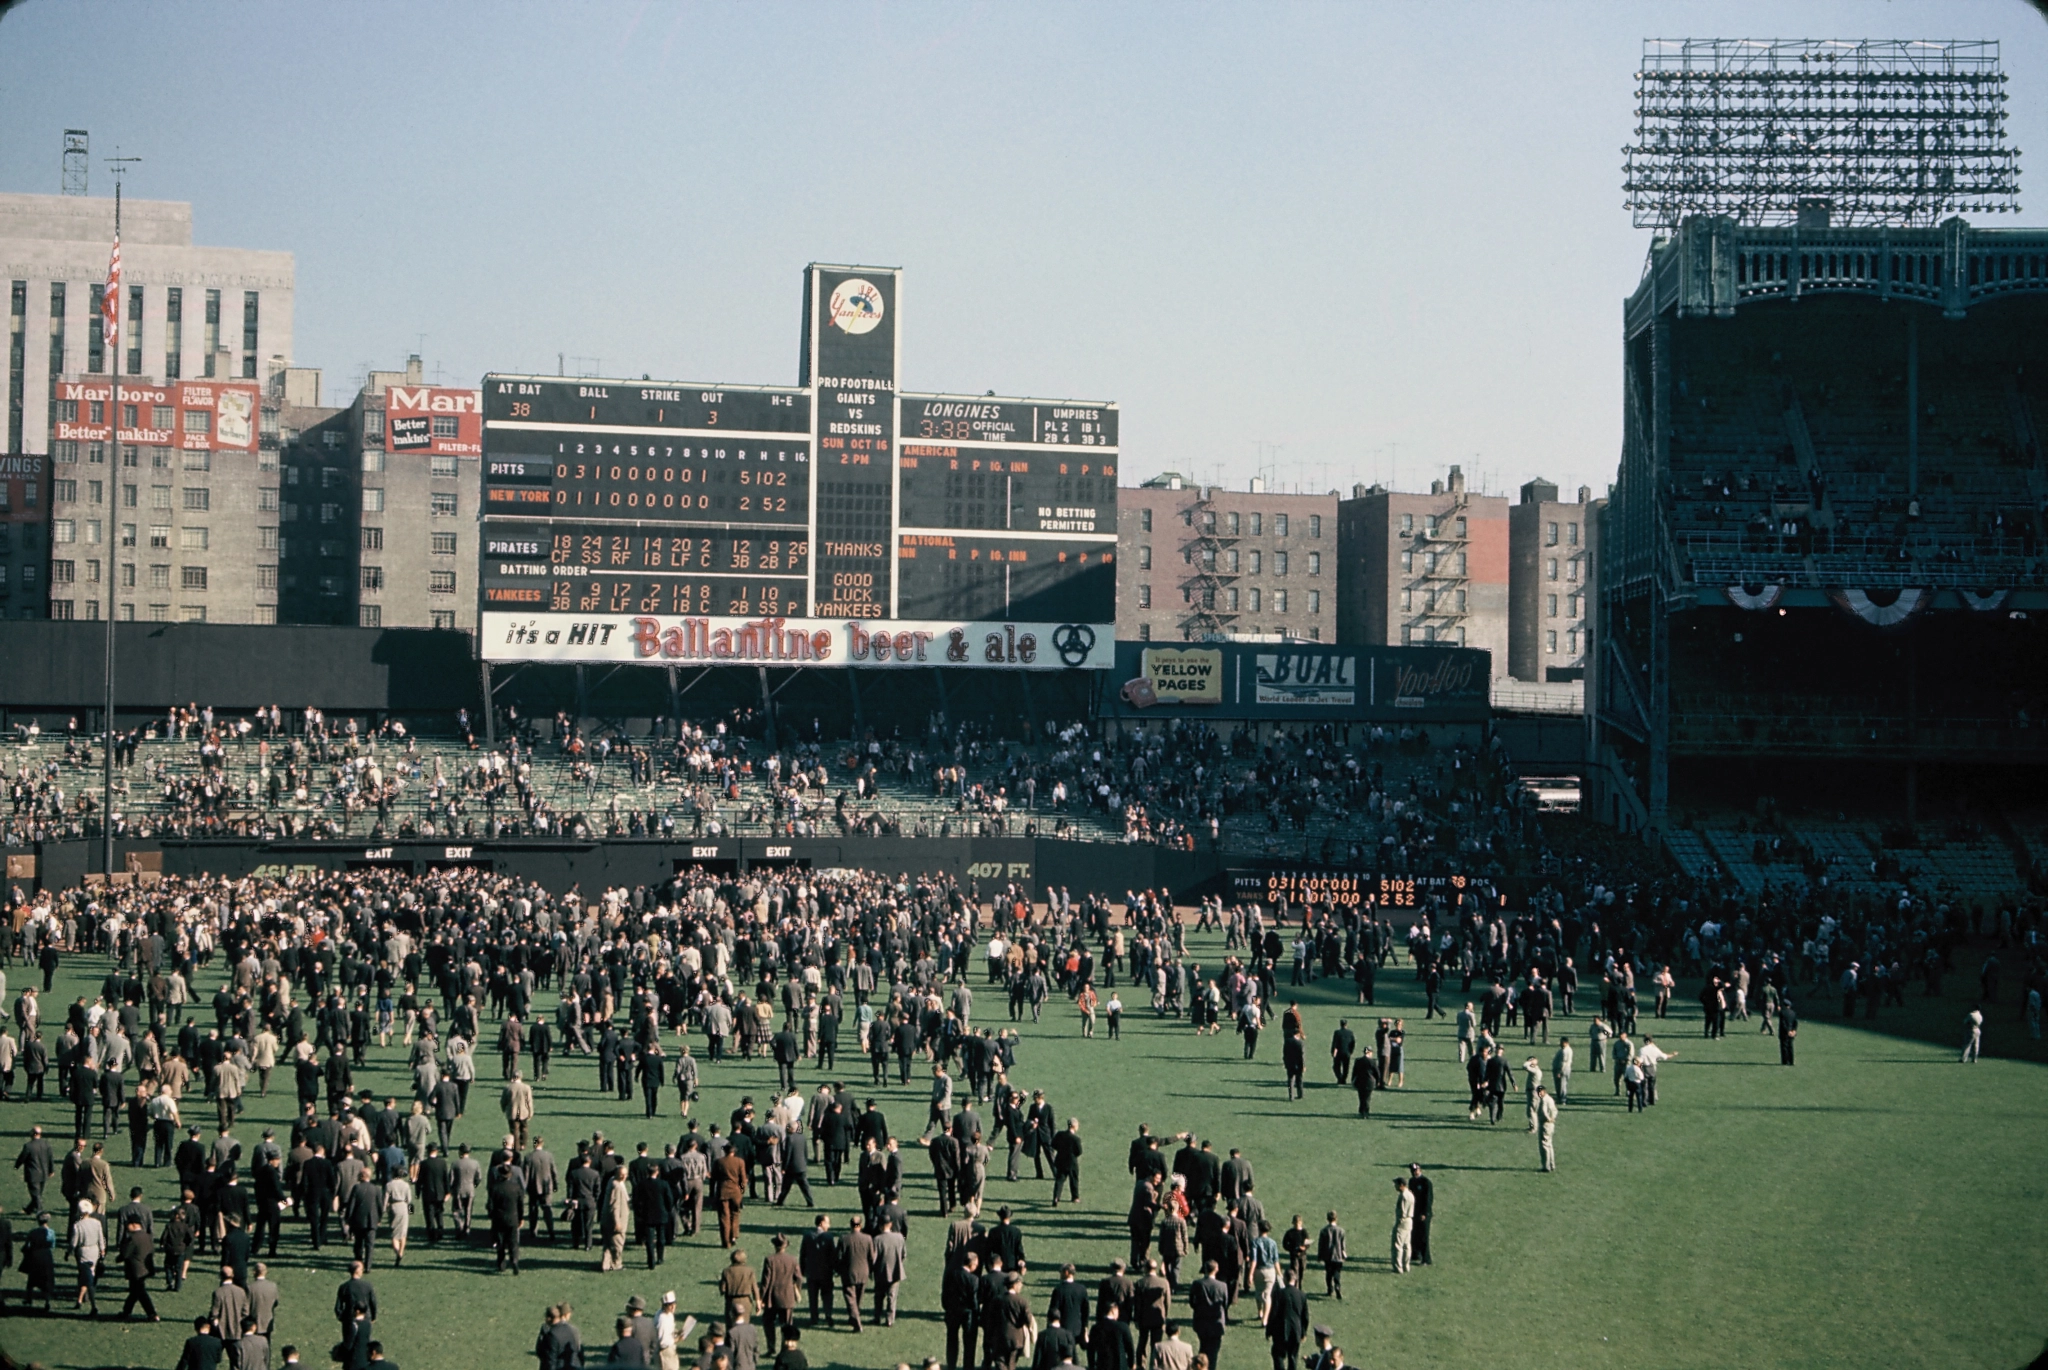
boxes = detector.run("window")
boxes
[1248,550,1261,573]
[1567,522,1579,546]
[431,610,456,631]
[1455,517,1467,538]
[121,484,137,508]
[1272,590,1287,613]
[1425,515,1439,537]
[431,455,458,479]
[1401,588,1413,611]
[118,563,134,587]
[362,487,384,513]
[87,442,105,464]
[431,532,457,555]
[180,604,206,623]
[1307,552,1321,575]
[1249,512,1262,535]
[1546,557,1559,581]
[1139,508,1152,532]
[1226,512,1240,536]
[1138,623,1151,641]
[320,503,340,523]
[1225,548,1239,573]
[1248,588,1261,612]
[1308,589,1321,614]
[1274,551,1288,576]
[259,527,277,551]
[1137,545,1151,570]
[1569,594,1581,619]
[179,527,208,551]
[163,289,181,378]
[319,540,346,559]
[148,447,169,469]
[1546,521,1559,546]
[148,564,170,589]
[257,565,277,590]
[84,518,101,544]
[182,449,210,472]
[1547,594,1558,617]
[203,289,220,376]
[1221,587,1236,610]
[181,566,207,590]
[1454,588,1466,612]
[1137,585,1151,608]
[1566,559,1579,582]
[54,440,77,464]
[256,604,276,625]
[125,285,143,374]
[361,565,384,591]
[147,602,169,622]
[50,599,73,620]
[320,465,343,487]
[148,525,169,549]
[86,480,102,504]
[1199,548,1215,570]
[241,291,259,378]
[52,518,74,543]
[52,478,76,502]
[183,409,211,436]
[362,450,386,473]
[150,485,171,510]
[1401,513,1414,535]
[1400,550,1413,571]
[1546,629,1558,653]
[429,570,457,594]
[364,408,384,438]
[259,488,278,511]
[1180,509,1192,527]
[430,492,457,516]
[361,527,384,551]
[1453,551,1466,575]
[51,559,73,584]
[1274,514,1288,538]
[284,466,299,486]
[183,487,210,511]
[1309,515,1321,538]
[49,282,65,375]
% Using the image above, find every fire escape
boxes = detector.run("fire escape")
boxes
[1403,495,1470,646]
[1176,489,1241,640]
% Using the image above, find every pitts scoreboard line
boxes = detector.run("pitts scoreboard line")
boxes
[479,264,1118,635]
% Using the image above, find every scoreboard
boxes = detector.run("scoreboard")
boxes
[479,264,1116,669]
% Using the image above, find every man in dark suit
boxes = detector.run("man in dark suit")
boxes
[175,1315,225,1370]
[1049,1119,1082,1205]
[1087,1303,1136,1370]
[992,1272,1033,1370]
[417,1145,451,1243]
[942,1249,982,1370]
[1263,1267,1310,1370]
[1188,1260,1230,1370]
[1046,1263,1090,1341]
[1778,999,1799,1066]
[487,1161,525,1273]
[800,1214,840,1328]
[1328,1021,1356,1084]
[1406,1164,1434,1266]
[333,1261,377,1345]
[301,1145,337,1251]
[344,1174,382,1269]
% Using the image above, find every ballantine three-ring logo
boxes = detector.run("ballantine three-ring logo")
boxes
[1051,624,1096,668]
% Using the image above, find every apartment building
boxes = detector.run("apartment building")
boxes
[1116,473,1337,642]
[1335,464,1510,676]
[1507,478,1598,682]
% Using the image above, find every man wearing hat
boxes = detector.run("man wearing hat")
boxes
[655,1290,697,1370]
[1405,1165,1433,1266]
[622,1295,657,1363]
[1304,1327,1338,1370]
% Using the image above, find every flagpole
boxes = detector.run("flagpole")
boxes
[102,182,119,884]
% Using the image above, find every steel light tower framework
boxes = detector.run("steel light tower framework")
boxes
[1623,39,2021,228]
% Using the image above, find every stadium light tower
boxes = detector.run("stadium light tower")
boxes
[1622,39,2022,228]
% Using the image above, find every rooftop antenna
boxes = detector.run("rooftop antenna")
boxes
[62,130,88,196]
[105,147,141,231]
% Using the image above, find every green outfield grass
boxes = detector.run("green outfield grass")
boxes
[2,936,2043,1370]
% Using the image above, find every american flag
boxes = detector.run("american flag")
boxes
[102,231,122,357]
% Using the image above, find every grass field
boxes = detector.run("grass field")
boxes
[2,934,2044,1370]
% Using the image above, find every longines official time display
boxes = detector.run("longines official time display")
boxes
[479,265,1117,670]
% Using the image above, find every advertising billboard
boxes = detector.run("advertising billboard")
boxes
[52,380,260,452]
[387,385,482,456]
[1102,640,1489,722]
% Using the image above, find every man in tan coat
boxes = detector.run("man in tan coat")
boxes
[501,1070,535,1152]
[759,1232,803,1353]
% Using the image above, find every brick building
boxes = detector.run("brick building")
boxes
[1116,473,1337,642]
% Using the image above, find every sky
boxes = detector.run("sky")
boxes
[1,1,2044,501]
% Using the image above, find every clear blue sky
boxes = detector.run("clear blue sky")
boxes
[3,1,2043,500]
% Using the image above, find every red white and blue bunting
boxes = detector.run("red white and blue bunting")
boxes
[1725,584,1784,611]
[1829,587,1927,627]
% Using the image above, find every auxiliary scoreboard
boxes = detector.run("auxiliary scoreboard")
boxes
[479,265,1117,670]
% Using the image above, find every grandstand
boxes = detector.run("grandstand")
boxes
[1590,41,2048,901]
